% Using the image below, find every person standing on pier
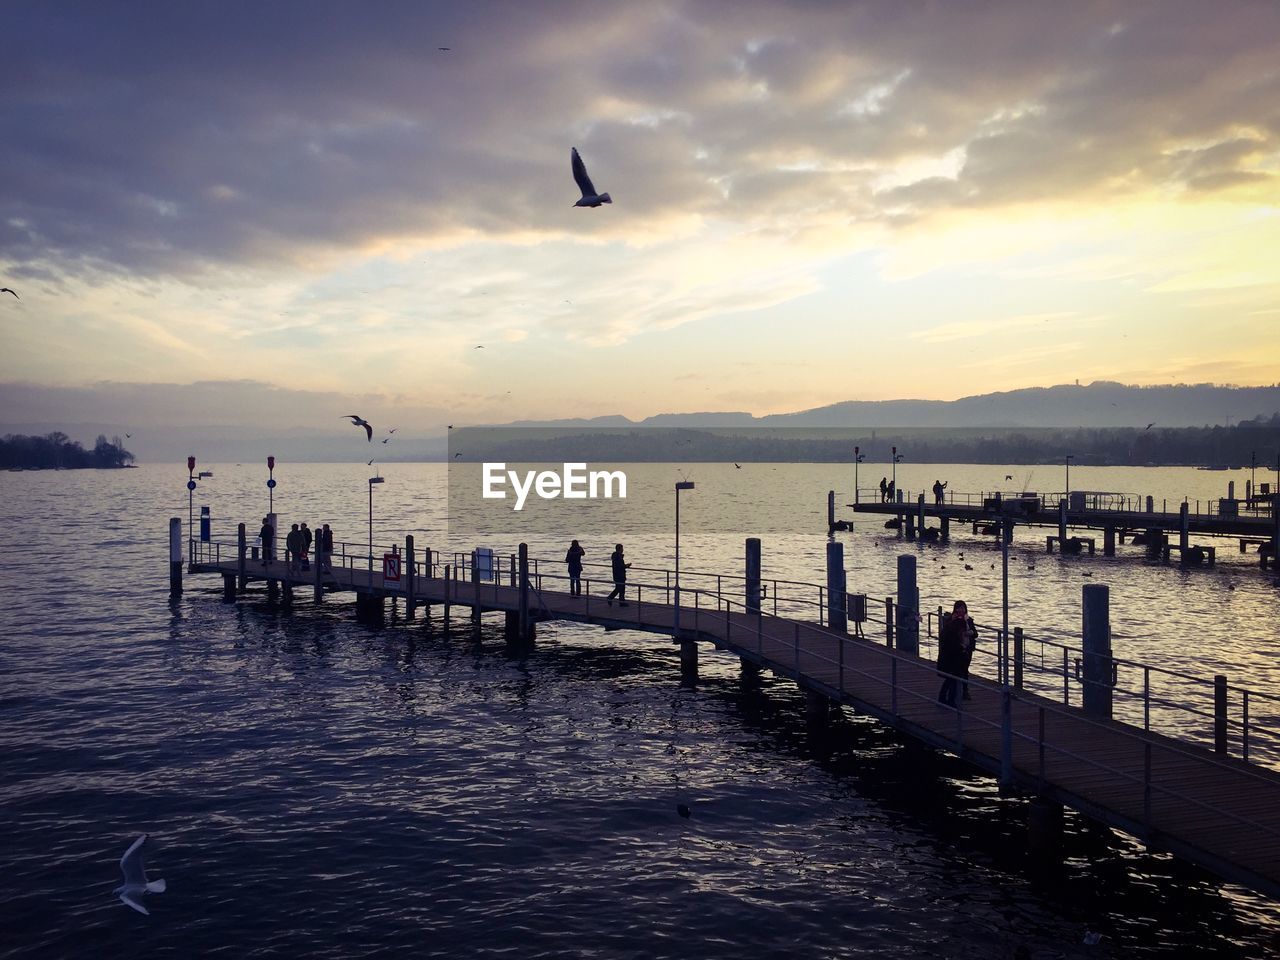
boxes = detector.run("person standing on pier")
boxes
[880,477,888,503]
[933,479,947,505]
[607,543,630,607]
[937,600,975,707]
[259,516,274,566]
[886,479,895,503]
[320,524,334,574]
[565,539,585,596]
[286,523,304,574]
[300,522,313,571]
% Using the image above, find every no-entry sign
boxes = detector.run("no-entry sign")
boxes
[382,552,401,582]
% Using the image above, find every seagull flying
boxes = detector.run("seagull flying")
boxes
[734,463,741,469]
[125,434,132,439]
[367,458,375,466]
[474,345,484,349]
[447,424,453,429]
[571,148,612,207]
[1,287,18,299]
[1005,475,1013,480]
[344,415,373,441]
[454,453,462,458]
[114,834,166,915]
[1145,422,1155,430]
[382,437,391,444]
[388,428,397,435]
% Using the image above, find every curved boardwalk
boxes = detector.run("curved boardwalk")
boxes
[192,551,1280,901]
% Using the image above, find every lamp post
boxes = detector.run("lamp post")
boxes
[854,446,865,504]
[1001,514,1011,685]
[1065,454,1074,506]
[186,456,197,561]
[892,446,904,502]
[1251,450,1257,509]
[368,474,385,577]
[266,455,276,514]
[674,480,695,639]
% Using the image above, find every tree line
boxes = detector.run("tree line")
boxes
[1,432,135,469]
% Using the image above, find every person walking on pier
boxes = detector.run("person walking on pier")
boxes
[886,479,895,503]
[320,523,334,574]
[880,477,888,503]
[937,600,975,708]
[300,522,313,571]
[933,479,948,506]
[259,516,274,566]
[565,539,585,596]
[607,543,630,607]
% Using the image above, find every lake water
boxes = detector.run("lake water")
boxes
[2,462,1278,958]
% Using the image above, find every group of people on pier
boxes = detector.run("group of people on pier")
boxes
[564,540,631,605]
[256,516,334,575]
[936,600,978,708]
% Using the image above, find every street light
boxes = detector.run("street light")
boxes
[368,475,385,578]
[1065,455,1074,507]
[854,446,865,504]
[186,455,197,562]
[892,446,904,502]
[674,480,695,640]
[267,455,276,514]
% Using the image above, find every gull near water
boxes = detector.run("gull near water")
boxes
[571,148,611,208]
[115,834,166,915]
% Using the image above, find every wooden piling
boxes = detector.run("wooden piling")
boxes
[917,493,926,540]
[1082,584,1112,719]
[1103,526,1116,556]
[826,542,847,632]
[1013,627,1024,689]
[471,557,481,625]
[896,555,919,654]
[941,516,950,542]
[237,523,247,594]
[805,689,829,729]
[443,564,452,628]
[222,571,236,602]
[745,538,762,615]
[1180,501,1190,556]
[518,543,530,641]
[169,517,183,597]
[884,597,894,648]
[1058,499,1068,545]
[1215,675,1228,755]
[826,490,835,533]
[680,638,698,676]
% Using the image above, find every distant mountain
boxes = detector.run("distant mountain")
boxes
[491,382,1280,430]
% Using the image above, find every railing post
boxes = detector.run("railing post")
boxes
[1214,674,1228,755]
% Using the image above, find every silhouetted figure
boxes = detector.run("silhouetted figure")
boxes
[607,543,630,606]
[320,523,334,573]
[258,517,274,566]
[933,479,947,505]
[286,523,304,574]
[879,477,888,503]
[886,480,896,502]
[565,539,585,596]
[937,600,976,707]
[300,522,312,570]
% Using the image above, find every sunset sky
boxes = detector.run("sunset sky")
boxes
[2,1,1279,436]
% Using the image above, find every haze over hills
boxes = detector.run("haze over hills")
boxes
[499,382,1280,431]
[4,382,1278,463]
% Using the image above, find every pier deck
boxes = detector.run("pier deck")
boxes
[187,544,1280,901]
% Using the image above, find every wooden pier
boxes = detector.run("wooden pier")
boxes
[832,488,1279,569]
[178,522,1280,902]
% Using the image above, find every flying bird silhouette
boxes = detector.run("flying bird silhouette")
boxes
[125,434,132,439]
[1005,475,1013,480]
[437,46,450,51]
[1,287,18,299]
[381,437,391,444]
[454,453,462,458]
[474,345,485,349]
[1145,422,1155,430]
[367,458,375,466]
[114,834,166,915]
[344,415,373,441]
[571,147,611,207]
[734,463,741,469]
[447,424,453,429]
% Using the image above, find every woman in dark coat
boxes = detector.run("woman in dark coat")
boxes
[565,540,585,596]
[937,600,976,707]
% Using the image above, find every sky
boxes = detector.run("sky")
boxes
[2,0,1279,441]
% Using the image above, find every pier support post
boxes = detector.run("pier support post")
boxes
[1027,797,1064,856]
[518,543,531,642]
[896,555,919,655]
[740,658,761,682]
[826,542,847,633]
[1146,495,1154,513]
[169,517,183,597]
[355,591,384,624]
[1179,502,1190,558]
[403,535,416,619]
[745,538,762,615]
[827,490,835,533]
[941,516,950,542]
[443,565,452,630]
[267,579,279,604]
[1103,526,1116,557]
[222,572,236,602]
[1081,584,1113,719]
[1013,627,1024,689]
[237,523,247,593]
[282,580,293,606]
[884,598,894,648]
[805,689,829,729]
[312,533,324,603]
[917,493,926,540]
[905,511,915,541]
[1058,499,1068,546]
[680,638,698,677]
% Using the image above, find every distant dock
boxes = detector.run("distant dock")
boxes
[831,487,1279,569]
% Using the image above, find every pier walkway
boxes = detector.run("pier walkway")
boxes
[183,530,1280,901]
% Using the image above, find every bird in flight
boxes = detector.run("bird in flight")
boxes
[1145,422,1155,430]
[474,345,485,349]
[114,834,166,915]
[438,46,450,51]
[344,415,373,441]
[388,427,397,435]
[125,434,132,439]
[381,437,391,444]
[447,424,453,429]
[367,458,375,466]
[571,147,611,207]
[1005,475,1013,480]
[1,287,18,299]
[734,463,741,469]
[454,452,463,458]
